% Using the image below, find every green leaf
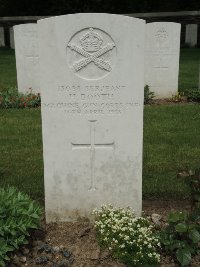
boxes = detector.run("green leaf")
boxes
[175,223,188,233]
[2,255,9,261]
[0,186,42,265]
[5,246,14,252]
[188,229,200,243]
[170,240,182,250]
[168,211,187,223]
[30,213,40,219]
[190,209,200,221]
[0,260,5,267]
[168,212,180,223]
[176,248,191,266]
[183,244,195,254]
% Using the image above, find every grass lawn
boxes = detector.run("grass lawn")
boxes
[0,104,200,203]
[0,48,17,91]
[0,109,44,202]
[143,104,200,199]
[178,48,200,92]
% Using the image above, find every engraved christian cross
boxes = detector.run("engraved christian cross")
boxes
[71,120,115,191]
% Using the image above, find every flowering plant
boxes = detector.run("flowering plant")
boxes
[93,205,160,266]
[160,210,200,266]
[0,88,41,109]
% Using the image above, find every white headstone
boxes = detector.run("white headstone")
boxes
[0,27,5,47]
[14,24,40,94]
[145,22,181,98]
[38,13,145,222]
[10,27,15,49]
[185,24,198,47]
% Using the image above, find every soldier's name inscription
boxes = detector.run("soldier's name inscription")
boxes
[58,84,124,101]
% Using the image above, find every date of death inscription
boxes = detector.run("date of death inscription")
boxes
[42,85,141,115]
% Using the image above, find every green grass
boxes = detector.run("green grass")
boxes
[143,104,200,199]
[0,108,44,203]
[178,48,200,92]
[0,105,200,202]
[0,48,17,91]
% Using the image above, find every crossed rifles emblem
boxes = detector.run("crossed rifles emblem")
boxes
[68,29,115,72]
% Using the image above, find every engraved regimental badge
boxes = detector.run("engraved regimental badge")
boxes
[67,28,116,80]
[155,28,169,49]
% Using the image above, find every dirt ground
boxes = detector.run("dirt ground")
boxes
[6,200,200,267]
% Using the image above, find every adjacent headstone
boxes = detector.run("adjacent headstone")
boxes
[14,24,40,94]
[38,13,145,222]
[185,24,198,47]
[145,22,181,98]
[9,27,15,49]
[0,27,5,47]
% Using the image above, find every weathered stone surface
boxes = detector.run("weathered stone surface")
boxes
[14,23,40,94]
[145,22,181,98]
[0,27,5,47]
[38,13,145,222]
[185,24,198,47]
[10,27,15,49]
[151,213,162,225]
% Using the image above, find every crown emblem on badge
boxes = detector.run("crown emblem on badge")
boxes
[67,27,115,73]
[80,28,103,52]
[156,28,168,42]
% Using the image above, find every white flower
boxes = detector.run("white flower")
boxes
[124,235,129,241]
